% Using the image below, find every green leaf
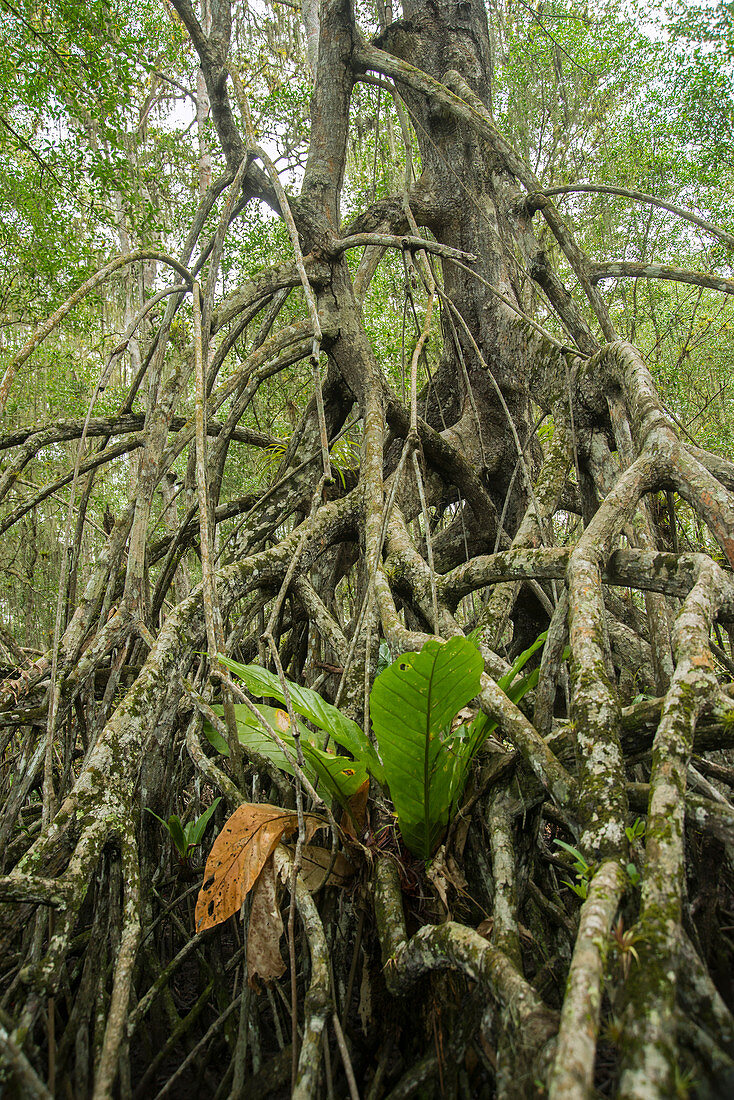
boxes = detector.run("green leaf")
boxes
[376,640,392,675]
[186,797,222,850]
[454,630,565,755]
[146,808,187,857]
[205,703,368,810]
[166,815,188,858]
[554,838,590,873]
[369,636,484,859]
[504,642,571,708]
[217,657,383,782]
[201,721,230,757]
[301,741,368,807]
[497,631,548,694]
[145,808,169,829]
[205,703,307,772]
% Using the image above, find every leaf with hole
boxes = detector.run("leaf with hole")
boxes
[217,655,383,781]
[195,803,323,932]
[203,703,368,810]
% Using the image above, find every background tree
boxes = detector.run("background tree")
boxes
[1,0,734,1097]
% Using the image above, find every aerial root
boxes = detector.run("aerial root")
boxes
[617,558,728,1098]
[92,835,141,1100]
[548,859,626,1100]
[383,920,558,1092]
[273,846,330,1100]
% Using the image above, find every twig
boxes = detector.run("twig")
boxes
[332,1011,361,1100]
[193,280,246,786]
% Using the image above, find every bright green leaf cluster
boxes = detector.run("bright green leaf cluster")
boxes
[204,632,555,861]
[369,636,484,860]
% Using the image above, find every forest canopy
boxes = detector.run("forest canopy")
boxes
[1,0,734,1097]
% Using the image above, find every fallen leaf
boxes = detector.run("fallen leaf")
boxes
[195,803,323,932]
[427,844,467,912]
[247,856,285,986]
[428,847,452,910]
[341,779,369,838]
[284,844,354,891]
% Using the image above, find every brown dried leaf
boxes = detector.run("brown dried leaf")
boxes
[284,844,354,892]
[247,856,285,987]
[427,846,450,910]
[427,844,468,912]
[196,803,300,932]
[341,779,369,838]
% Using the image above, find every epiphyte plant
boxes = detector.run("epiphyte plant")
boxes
[204,632,549,859]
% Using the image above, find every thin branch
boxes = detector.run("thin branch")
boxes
[589,261,734,298]
[535,184,734,252]
[0,251,192,415]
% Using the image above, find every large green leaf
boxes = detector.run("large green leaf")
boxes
[203,703,302,773]
[369,636,484,859]
[203,703,368,810]
[217,656,383,782]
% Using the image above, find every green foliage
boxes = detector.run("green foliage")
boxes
[329,437,360,488]
[376,640,392,675]
[203,700,369,810]
[147,798,221,863]
[487,0,734,468]
[211,633,554,861]
[623,812,645,888]
[0,0,188,312]
[673,1064,697,1099]
[554,838,593,899]
[216,655,383,782]
[626,862,641,888]
[369,636,484,860]
[2,0,732,652]
[666,0,734,174]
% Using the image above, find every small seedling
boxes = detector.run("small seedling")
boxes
[554,838,593,899]
[674,1065,696,1099]
[147,798,221,864]
[611,917,643,979]
[625,817,645,844]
